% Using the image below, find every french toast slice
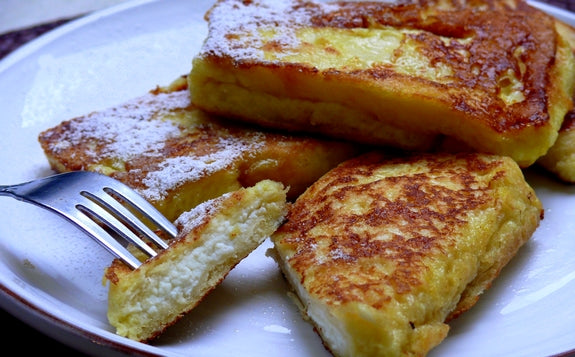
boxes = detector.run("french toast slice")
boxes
[537,20,575,183]
[270,152,542,357]
[537,111,575,183]
[105,180,287,342]
[188,0,575,167]
[38,76,361,221]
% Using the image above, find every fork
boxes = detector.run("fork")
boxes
[0,171,178,269]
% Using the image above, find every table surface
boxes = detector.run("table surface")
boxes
[0,0,574,356]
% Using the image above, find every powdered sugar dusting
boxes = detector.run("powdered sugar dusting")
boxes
[46,87,267,202]
[140,136,264,200]
[52,91,189,160]
[201,0,332,60]
[139,135,265,201]
[174,193,231,236]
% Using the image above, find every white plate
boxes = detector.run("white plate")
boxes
[0,0,574,356]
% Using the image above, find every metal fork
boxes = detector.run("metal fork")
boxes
[0,171,178,269]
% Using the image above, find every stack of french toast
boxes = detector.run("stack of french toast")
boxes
[38,0,575,356]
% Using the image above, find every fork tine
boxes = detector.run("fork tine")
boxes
[103,182,178,239]
[74,196,159,258]
[64,208,143,270]
[1,171,179,269]
[82,190,170,250]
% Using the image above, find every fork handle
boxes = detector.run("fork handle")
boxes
[0,177,59,201]
[0,182,37,200]
[0,185,20,198]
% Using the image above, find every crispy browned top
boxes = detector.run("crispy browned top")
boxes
[204,0,559,132]
[310,0,555,130]
[274,152,515,307]
[38,87,250,198]
[38,78,360,212]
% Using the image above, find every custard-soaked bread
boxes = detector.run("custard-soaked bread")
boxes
[189,0,575,167]
[537,21,575,183]
[106,180,287,342]
[537,111,575,183]
[38,76,361,221]
[271,152,542,357]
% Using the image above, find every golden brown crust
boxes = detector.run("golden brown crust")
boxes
[272,151,542,356]
[38,77,362,220]
[293,0,557,135]
[536,112,575,183]
[190,0,575,167]
[277,153,518,305]
[106,180,288,342]
[536,19,575,183]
